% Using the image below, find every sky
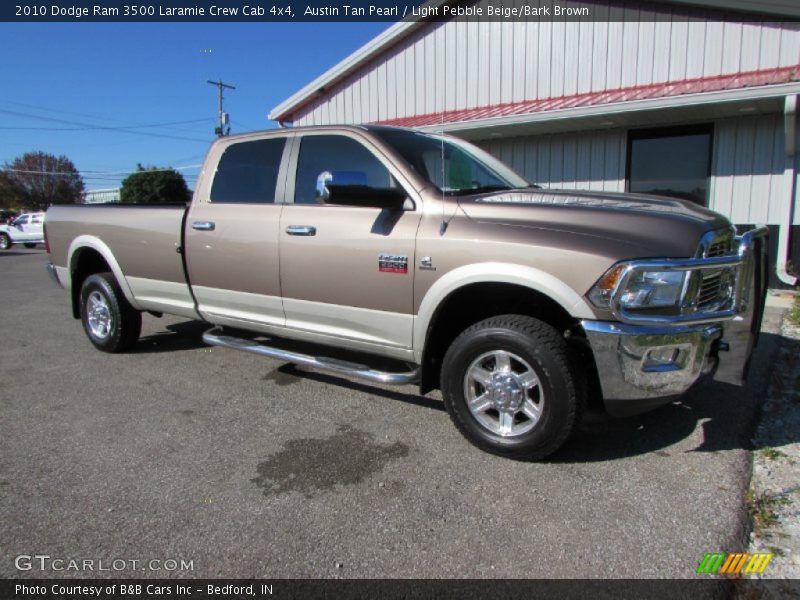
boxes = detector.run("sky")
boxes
[0,22,390,190]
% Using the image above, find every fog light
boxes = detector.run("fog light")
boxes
[643,346,686,372]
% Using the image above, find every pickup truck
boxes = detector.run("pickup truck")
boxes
[45,125,768,459]
[0,212,45,249]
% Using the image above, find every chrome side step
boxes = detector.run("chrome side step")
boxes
[202,327,420,385]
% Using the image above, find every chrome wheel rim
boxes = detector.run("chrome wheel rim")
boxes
[0,236,8,249]
[86,291,113,340]
[463,350,544,437]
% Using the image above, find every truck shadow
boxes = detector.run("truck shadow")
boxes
[139,320,795,462]
[133,320,210,353]
[550,331,796,463]
[267,330,793,463]
[271,363,446,413]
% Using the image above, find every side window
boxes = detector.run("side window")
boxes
[294,135,397,205]
[14,216,29,227]
[210,137,286,203]
[30,215,42,225]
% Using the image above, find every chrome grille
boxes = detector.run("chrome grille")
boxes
[698,228,736,259]
[694,268,734,311]
[706,238,734,258]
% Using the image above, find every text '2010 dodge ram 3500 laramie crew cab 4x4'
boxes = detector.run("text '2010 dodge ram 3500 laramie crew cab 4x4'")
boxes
[45,126,768,459]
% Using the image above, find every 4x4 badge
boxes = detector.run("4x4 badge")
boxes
[378,254,408,274]
[419,256,436,271]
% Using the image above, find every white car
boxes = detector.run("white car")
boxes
[0,212,45,250]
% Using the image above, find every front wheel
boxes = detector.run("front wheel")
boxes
[441,315,580,460]
[79,272,142,353]
[0,233,10,250]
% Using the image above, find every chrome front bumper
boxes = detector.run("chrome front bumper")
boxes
[582,226,769,416]
[582,320,723,415]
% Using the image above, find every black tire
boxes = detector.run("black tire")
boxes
[441,315,580,460]
[23,242,37,248]
[79,272,141,353]
[0,233,10,250]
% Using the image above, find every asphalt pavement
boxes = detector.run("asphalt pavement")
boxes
[0,248,783,578]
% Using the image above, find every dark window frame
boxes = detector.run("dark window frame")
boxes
[625,123,714,206]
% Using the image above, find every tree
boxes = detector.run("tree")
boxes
[2,151,84,210]
[120,165,191,205]
[0,171,26,209]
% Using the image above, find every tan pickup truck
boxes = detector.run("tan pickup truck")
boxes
[45,125,768,459]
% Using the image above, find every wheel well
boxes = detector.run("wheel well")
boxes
[70,248,112,319]
[420,282,600,407]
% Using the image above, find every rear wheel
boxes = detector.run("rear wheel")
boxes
[23,242,37,248]
[0,233,10,250]
[79,272,141,353]
[441,315,580,460]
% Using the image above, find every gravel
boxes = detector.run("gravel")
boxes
[745,295,800,587]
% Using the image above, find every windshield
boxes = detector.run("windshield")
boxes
[371,129,532,196]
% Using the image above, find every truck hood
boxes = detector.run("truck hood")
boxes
[458,188,731,258]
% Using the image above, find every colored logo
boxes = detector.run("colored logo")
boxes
[696,552,773,575]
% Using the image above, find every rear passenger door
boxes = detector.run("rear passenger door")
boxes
[185,134,291,330]
[28,214,44,238]
[278,132,421,355]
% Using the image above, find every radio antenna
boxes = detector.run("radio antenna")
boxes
[439,48,448,236]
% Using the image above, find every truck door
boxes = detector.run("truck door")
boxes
[12,215,31,241]
[278,132,421,354]
[28,214,43,239]
[184,134,291,330]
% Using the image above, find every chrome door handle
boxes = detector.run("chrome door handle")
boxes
[192,221,215,231]
[286,225,316,236]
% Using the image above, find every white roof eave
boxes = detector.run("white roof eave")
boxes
[268,21,421,123]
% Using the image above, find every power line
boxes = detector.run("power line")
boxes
[5,164,202,176]
[0,117,212,132]
[0,99,214,135]
[0,109,211,143]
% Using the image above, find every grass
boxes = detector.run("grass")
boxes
[760,447,788,461]
[788,297,800,327]
[768,546,786,558]
[747,489,792,530]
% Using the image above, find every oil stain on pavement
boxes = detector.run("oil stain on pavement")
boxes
[251,425,409,498]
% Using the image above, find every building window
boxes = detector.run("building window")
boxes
[626,125,713,206]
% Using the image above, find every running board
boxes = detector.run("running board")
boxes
[202,328,420,385]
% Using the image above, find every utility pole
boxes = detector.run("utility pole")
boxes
[207,79,236,137]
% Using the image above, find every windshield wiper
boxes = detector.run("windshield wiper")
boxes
[446,184,513,196]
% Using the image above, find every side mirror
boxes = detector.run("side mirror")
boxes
[315,170,409,210]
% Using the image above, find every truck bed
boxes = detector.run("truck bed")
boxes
[46,204,196,316]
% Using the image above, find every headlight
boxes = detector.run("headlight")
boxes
[619,270,686,309]
[588,264,687,311]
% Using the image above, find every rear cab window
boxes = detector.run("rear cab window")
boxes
[210,137,286,203]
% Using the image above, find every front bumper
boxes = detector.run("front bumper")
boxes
[581,225,769,416]
[582,320,723,416]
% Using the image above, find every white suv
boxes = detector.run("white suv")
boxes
[0,212,45,250]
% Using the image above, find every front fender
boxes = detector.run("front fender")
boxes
[412,262,595,363]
